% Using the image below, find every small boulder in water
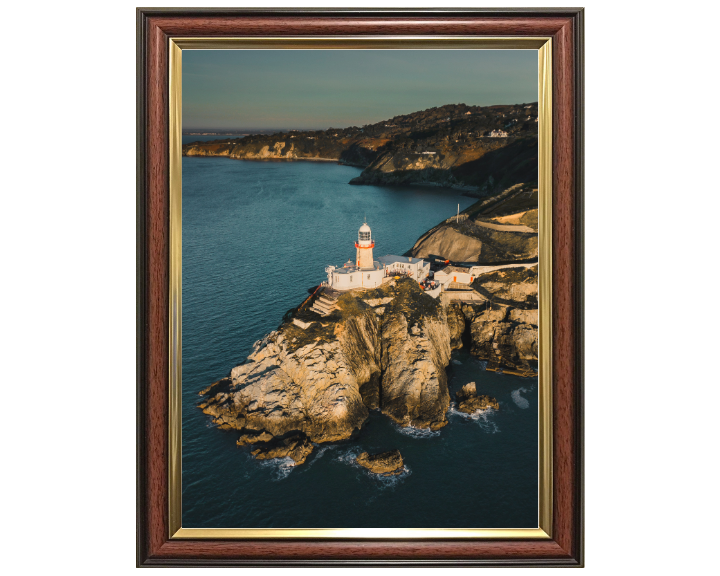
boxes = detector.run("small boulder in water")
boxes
[457,382,477,401]
[355,449,404,476]
[456,382,499,413]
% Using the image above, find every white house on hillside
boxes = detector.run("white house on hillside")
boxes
[377,255,430,282]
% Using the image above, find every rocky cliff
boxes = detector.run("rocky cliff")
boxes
[373,279,452,430]
[442,264,538,376]
[199,278,453,461]
[183,102,538,196]
[416,187,540,375]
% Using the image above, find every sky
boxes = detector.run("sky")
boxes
[183,50,538,131]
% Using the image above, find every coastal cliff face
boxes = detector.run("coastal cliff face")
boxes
[410,184,539,263]
[199,278,453,458]
[468,266,539,374]
[199,297,380,444]
[183,102,538,195]
[443,264,539,375]
[374,280,452,429]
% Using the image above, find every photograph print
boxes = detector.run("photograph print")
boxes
[180,47,542,530]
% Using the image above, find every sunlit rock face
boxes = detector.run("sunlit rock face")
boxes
[199,278,454,459]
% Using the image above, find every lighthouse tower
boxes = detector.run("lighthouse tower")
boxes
[355,221,375,269]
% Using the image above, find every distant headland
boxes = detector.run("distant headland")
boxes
[182,103,538,197]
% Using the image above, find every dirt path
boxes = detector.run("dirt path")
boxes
[470,261,537,275]
[473,220,535,233]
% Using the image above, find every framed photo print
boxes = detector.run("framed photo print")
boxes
[137,7,583,567]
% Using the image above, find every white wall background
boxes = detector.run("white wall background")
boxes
[2,1,717,573]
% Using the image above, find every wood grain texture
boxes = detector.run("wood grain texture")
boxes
[552,17,577,559]
[148,15,573,37]
[137,8,583,567]
[143,16,170,562]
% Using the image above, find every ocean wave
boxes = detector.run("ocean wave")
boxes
[335,447,363,466]
[451,359,463,366]
[511,388,530,409]
[301,444,336,471]
[371,465,412,490]
[257,456,296,480]
[394,424,441,438]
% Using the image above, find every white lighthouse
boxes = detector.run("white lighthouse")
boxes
[323,220,431,293]
[356,221,375,268]
[325,220,385,291]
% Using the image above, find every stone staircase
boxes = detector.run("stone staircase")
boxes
[309,293,339,317]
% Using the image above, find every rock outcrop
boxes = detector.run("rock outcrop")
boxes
[374,280,451,430]
[250,434,314,466]
[199,296,382,444]
[355,450,404,476]
[199,278,453,462]
[456,382,499,413]
[462,265,538,375]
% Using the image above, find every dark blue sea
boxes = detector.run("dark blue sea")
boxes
[182,155,539,528]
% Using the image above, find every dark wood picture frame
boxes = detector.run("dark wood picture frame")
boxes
[137,7,584,567]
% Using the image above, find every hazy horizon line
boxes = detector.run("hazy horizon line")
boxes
[183,100,539,133]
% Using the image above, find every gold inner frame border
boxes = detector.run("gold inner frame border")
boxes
[168,36,553,540]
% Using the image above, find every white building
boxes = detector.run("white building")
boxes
[434,265,475,287]
[488,129,509,138]
[377,255,430,282]
[324,222,430,291]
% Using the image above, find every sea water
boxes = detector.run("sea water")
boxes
[181,156,538,528]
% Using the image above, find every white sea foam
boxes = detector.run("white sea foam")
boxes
[451,359,463,366]
[257,456,296,480]
[473,359,489,370]
[335,447,363,466]
[301,444,336,470]
[394,424,441,438]
[511,387,530,409]
[371,465,412,490]
[313,444,334,459]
